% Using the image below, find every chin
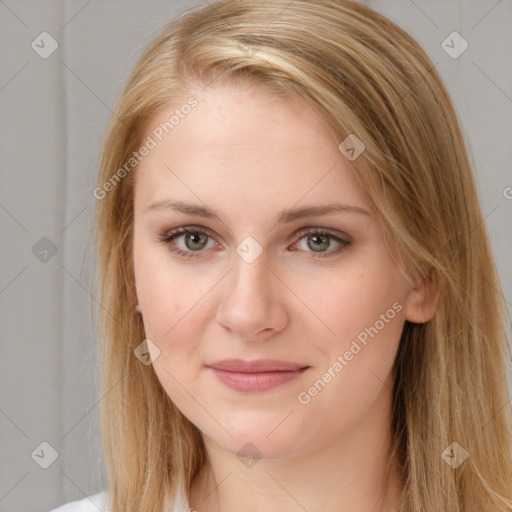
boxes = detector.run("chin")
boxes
[203,414,308,461]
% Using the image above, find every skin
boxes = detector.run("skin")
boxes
[132,80,438,512]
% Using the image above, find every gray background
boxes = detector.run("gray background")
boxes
[0,1,511,511]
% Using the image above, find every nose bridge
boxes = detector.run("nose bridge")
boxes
[216,241,286,337]
[228,243,272,301]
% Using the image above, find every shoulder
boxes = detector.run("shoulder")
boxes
[47,490,109,512]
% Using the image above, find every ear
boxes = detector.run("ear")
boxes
[128,266,139,305]
[403,268,440,324]
[131,279,142,313]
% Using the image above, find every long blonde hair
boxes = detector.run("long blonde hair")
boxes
[92,1,512,510]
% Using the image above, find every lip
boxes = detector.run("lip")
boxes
[206,359,310,392]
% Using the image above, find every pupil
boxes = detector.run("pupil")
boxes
[186,232,207,250]
[309,234,329,252]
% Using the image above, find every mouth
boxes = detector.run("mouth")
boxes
[206,359,310,392]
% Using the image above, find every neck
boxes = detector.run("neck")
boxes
[189,386,404,512]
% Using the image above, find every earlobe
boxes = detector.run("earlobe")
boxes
[403,271,440,324]
[130,273,141,313]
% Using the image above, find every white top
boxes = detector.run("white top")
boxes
[47,491,109,512]
[47,487,191,512]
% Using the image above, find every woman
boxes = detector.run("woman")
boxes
[50,0,512,510]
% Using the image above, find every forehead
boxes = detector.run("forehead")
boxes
[133,83,370,214]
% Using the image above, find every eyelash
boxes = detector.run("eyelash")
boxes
[156,226,352,260]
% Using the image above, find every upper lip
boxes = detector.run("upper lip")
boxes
[207,359,309,373]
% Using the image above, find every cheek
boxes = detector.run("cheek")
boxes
[295,264,405,420]
[135,249,210,340]
[139,269,208,414]
[135,253,221,360]
[294,262,405,400]
[291,260,407,351]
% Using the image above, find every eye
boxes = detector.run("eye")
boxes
[292,227,352,259]
[156,226,352,259]
[156,226,218,259]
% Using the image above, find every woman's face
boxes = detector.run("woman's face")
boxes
[132,81,429,460]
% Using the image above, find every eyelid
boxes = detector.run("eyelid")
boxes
[157,224,352,260]
[294,226,352,243]
[163,225,222,245]
[159,224,351,243]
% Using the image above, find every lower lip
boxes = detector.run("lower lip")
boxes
[208,367,309,392]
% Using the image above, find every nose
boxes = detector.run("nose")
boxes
[215,249,288,341]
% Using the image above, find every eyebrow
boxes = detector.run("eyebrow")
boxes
[144,199,370,225]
